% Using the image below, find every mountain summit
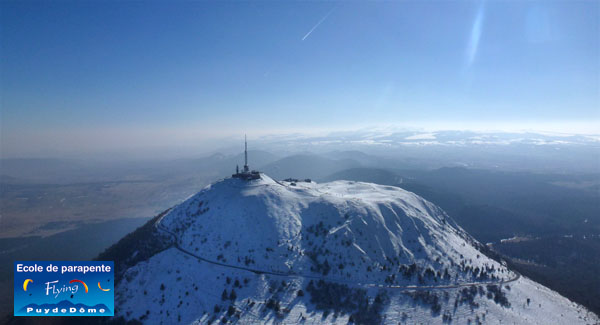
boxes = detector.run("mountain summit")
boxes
[111,173,598,324]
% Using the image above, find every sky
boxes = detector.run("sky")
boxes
[1,1,598,158]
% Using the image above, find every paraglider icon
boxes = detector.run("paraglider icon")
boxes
[98,282,110,292]
[69,279,88,293]
[23,279,33,291]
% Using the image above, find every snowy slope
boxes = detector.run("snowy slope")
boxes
[115,174,599,324]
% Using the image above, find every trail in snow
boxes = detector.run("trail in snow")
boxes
[155,214,520,291]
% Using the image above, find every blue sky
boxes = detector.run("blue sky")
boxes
[1,1,598,157]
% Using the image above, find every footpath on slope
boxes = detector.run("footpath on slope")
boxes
[155,215,520,291]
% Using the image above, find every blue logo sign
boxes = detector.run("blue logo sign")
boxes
[14,261,114,316]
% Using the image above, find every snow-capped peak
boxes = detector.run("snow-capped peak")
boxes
[113,173,598,324]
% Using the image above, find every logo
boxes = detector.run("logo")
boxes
[14,261,114,316]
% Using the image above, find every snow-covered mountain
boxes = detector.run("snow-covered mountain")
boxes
[111,173,598,324]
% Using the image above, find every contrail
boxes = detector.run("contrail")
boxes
[302,8,336,41]
[466,2,485,67]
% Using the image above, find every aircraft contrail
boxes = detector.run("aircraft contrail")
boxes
[302,8,336,41]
